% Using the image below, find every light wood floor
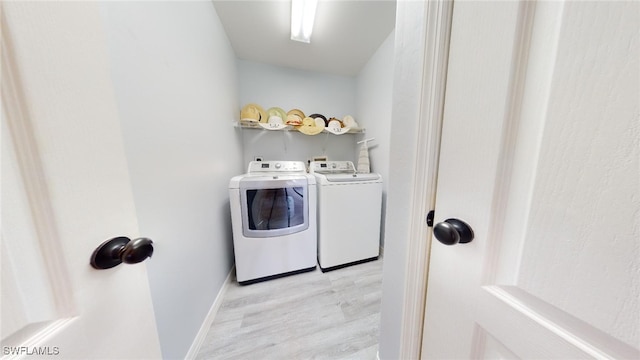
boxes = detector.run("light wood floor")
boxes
[196,258,383,359]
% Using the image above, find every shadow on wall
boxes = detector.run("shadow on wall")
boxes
[222,199,236,262]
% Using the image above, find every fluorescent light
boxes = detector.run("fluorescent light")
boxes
[290,0,318,43]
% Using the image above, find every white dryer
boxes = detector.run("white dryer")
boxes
[310,161,382,271]
[229,161,317,284]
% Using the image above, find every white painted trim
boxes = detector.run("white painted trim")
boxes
[398,1,453,359]
[1,17,76,317]
[482,286,640,359]
[480,1,537,287]
[184,267,234,360]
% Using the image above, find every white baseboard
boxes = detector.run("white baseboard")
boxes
[184,267,234,359]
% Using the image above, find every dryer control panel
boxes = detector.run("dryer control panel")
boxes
[247,161,307,174]
[309,161,356,174]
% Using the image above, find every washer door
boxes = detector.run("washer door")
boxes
[239,177,309,238]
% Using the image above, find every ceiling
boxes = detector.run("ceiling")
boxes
[212,0,396,76]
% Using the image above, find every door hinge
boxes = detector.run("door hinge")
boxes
[426,210,435,227]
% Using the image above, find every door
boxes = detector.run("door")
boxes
[1,2,162,358]
[422,1,639,358]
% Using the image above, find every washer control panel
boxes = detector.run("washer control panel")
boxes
[247,161,306,173]
[309,161,356,174]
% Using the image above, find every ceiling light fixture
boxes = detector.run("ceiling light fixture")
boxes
[290,0,318,43]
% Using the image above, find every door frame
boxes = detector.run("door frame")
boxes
[393,0,453,358]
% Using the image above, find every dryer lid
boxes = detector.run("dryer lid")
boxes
[324,173,381,182]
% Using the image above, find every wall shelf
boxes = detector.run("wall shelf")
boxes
[235,121,365,134]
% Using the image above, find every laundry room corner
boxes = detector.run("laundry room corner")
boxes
[99,2,243,359]
[356,29,395,249]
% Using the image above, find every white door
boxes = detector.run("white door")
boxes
[1,2,162,358]
[422,1,639,358]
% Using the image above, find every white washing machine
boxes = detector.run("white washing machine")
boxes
[229,161,317,284]
[310,161,382,271]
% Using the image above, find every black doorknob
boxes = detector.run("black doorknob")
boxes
[433,218,474,245]
[90,237,154,269]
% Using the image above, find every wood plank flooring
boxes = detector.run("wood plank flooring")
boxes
[196,258,383,359]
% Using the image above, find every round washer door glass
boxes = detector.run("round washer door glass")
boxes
[239,178,309,238]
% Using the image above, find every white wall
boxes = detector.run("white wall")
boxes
[237,60,363,167]
[356,30,395,246]
[100,2,242,359]
[238,59,356,120]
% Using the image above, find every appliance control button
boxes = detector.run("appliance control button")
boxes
[275,163,282,169]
